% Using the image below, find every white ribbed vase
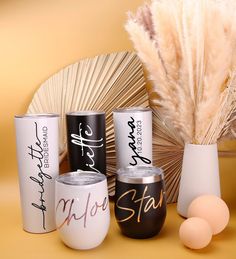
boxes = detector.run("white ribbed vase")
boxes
[177,143,221,217]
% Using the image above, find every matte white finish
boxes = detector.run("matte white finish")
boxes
[55,172,110,250]
[15,115,59,233]
[113,108,152,170]
[177,143,221,217]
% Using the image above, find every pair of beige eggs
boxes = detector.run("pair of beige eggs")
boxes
[179,195,230,250]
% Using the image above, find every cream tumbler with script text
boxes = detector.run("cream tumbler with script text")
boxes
[55,171,110,250]
[113,107,152,170]
[14,114,59,233]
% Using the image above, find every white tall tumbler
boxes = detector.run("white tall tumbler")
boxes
[177,143,221,217]
[55,171,110,250]
[113,107,152,170]
[15,114,59,233]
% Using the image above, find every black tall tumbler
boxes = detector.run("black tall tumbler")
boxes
[66,111,106,175]
[115,166,166,239]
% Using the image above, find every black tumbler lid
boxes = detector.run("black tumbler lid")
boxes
[117,166,163,184]
[66,111,105,116]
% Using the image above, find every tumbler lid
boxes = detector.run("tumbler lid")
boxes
[66,111,105,116]
[116,166,164,184]
[15,113,59,118]
[56,170,106,186]
[113,107,151,113]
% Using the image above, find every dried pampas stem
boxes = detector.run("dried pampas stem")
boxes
[126,0,236,145]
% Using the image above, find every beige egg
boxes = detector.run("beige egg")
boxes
[179,217,212,249]
[187,195,230,235]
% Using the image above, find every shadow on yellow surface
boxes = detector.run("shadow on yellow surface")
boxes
[1,175,235,259]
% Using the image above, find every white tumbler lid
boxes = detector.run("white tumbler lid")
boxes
[56,170,106,186]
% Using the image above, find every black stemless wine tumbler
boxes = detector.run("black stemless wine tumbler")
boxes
[66,111,106,175]
[115,166,166,239]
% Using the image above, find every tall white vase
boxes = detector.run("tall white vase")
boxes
[177,143,221,217]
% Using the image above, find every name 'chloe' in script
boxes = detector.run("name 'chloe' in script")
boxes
[71,123,103,173]
[56,193,108,229]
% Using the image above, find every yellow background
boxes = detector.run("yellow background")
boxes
[0,1,235,258]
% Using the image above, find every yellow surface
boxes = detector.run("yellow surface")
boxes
[1,168,236,259]
[0,1,236,258]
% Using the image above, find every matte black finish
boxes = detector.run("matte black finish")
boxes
[115,180,166,239]
[66,112,106,175]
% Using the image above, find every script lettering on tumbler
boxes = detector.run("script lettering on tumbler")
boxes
[71,123,103,173]
[56,193,108,229]
[28,122,52,230]
[127,117,151,166]
[116,186,164,223]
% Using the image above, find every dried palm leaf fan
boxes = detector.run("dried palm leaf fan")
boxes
[153,109,184,202]
[27,51,184,202]
[27,51,149,195]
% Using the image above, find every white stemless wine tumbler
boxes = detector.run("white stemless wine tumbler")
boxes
[15,114,59,233]
[55,171,110,250]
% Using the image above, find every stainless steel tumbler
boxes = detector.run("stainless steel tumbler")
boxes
[115,166,166,239]
[55,170,110,250]
[15,114,59,233]
[113,107,152,170]
[66,111,106,175]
